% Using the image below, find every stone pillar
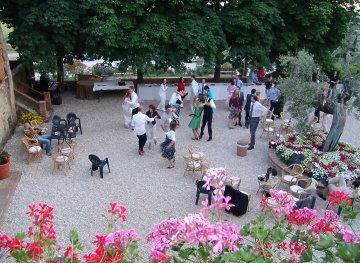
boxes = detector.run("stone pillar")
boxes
[38,101,47,119]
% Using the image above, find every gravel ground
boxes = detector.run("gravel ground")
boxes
[1,89,359,261]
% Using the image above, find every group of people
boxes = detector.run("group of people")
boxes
[122,74,284,167]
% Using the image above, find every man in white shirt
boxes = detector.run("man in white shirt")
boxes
[126,86,140,116]
[169,91,182,119]
[248,95,268,150]
[190,75,199,114]
[131,106,157,155]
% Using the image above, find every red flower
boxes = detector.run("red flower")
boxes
[25,242,43,260]
[328,191,352,207]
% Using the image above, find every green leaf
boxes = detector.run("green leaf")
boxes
[314,233,334,251]
[178,248,194,259]
[300,248,313,262]
[336,243,360,262]
[271,228,288,243]
[14,232,26,240]
[195,248,210,259]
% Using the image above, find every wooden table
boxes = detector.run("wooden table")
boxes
[76,80,98,100]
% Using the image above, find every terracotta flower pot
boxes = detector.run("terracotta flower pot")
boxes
[0,156,10,180]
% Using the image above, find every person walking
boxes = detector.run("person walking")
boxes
[244,89,256,128]
[145,104,161,149]
[189,75,199,114]
[327,71,339,99]
[248,95,268,150]
[131,106,157,155]
[188,99,204,140]
[199,93,216,141]
[122,90,132,128]
[157,78,168,111]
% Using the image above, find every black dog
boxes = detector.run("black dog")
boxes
[258,167,278,182]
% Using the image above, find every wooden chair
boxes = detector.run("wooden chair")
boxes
[22,137,42,164]
[52,153,70,175]
[225,176,241,190]
[183,155,204,181]
[58,142,75,163]
[281,164,304,189]
[186,144,204,161]
[30,120,48,134]
[260,118,276,138]
[289,176,315,199]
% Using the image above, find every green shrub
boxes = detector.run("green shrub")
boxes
[17,111,44,125]
[0,150,10,165]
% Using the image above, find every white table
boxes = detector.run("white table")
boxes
[93,81,134,92]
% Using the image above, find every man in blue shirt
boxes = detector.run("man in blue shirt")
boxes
[267,83,281,120]
[234,75,243,90]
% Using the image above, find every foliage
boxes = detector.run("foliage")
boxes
[17,112,44,126]
[279,50,319,132]
[276,133,360,181]
[0,168,359,262]
[0,150,10,165]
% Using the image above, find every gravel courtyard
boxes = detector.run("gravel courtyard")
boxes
[1,89,360,259]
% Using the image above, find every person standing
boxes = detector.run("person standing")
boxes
[199,93,215,141]
[157,78,168,111]
[268,83,281,120]
[226,80,237,105]
[244,89,256,128]
[169,90,183,119]
[248,95,268,150]
[131,106,157,155]
[177,77,186,92]
[126,86,140,116]
[257,67,265,82]
[228,89,241,129]
[190,75,199,114]
[162,122,177,168]
[234,75,243,90]
[188,99,204,140]
[122,90,132,128]
[327,71,339,99]
[264,78,272,106]
[237,88,245,126]
[314,84,327,123]
[145,104,161,149]
[204,85,213,100]
[198,78,207,101]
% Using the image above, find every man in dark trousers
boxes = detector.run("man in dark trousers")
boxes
[237,88,245,126]
[199,93,215,141]
[248,95,268,150]
[244,89,256,128]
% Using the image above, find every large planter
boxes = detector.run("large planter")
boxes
[0,156,10,180]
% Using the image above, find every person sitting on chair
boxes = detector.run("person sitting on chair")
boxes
[23,122,52,156]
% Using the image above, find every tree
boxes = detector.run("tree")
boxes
[270,0,358,73]
[0,0,85,81]
[280,36,359,152]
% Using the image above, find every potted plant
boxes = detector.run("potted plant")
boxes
[0,150,10,180]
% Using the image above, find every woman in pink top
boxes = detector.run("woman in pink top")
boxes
[226,80,237,105]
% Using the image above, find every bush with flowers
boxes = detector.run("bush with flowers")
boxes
[0,168,359,262]
[275,132,360,181]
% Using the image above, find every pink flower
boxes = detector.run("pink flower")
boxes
[150,250,167,262]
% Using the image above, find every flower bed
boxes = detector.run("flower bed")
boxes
[275,133,360,181]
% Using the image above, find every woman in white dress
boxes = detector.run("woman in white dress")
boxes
[122,90,132,128]
[145,104,161,149]
[157,78,168,111]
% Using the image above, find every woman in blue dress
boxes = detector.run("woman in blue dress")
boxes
[162,122,177,168]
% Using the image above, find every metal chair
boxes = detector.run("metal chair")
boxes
[67,112,82,134]
[52,115,67,126]
[88,154,110,179]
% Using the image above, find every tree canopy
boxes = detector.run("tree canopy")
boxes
[0,0,358,76]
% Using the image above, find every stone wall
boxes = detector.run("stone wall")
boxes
[0,27,16,147]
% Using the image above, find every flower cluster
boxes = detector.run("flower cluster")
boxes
[260,189,295,218]
[327,190,353,207]
[201,167,234,213]
[147,213,243,260]
[275,133,360,181]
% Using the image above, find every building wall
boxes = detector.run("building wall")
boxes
[0,27,16,147]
